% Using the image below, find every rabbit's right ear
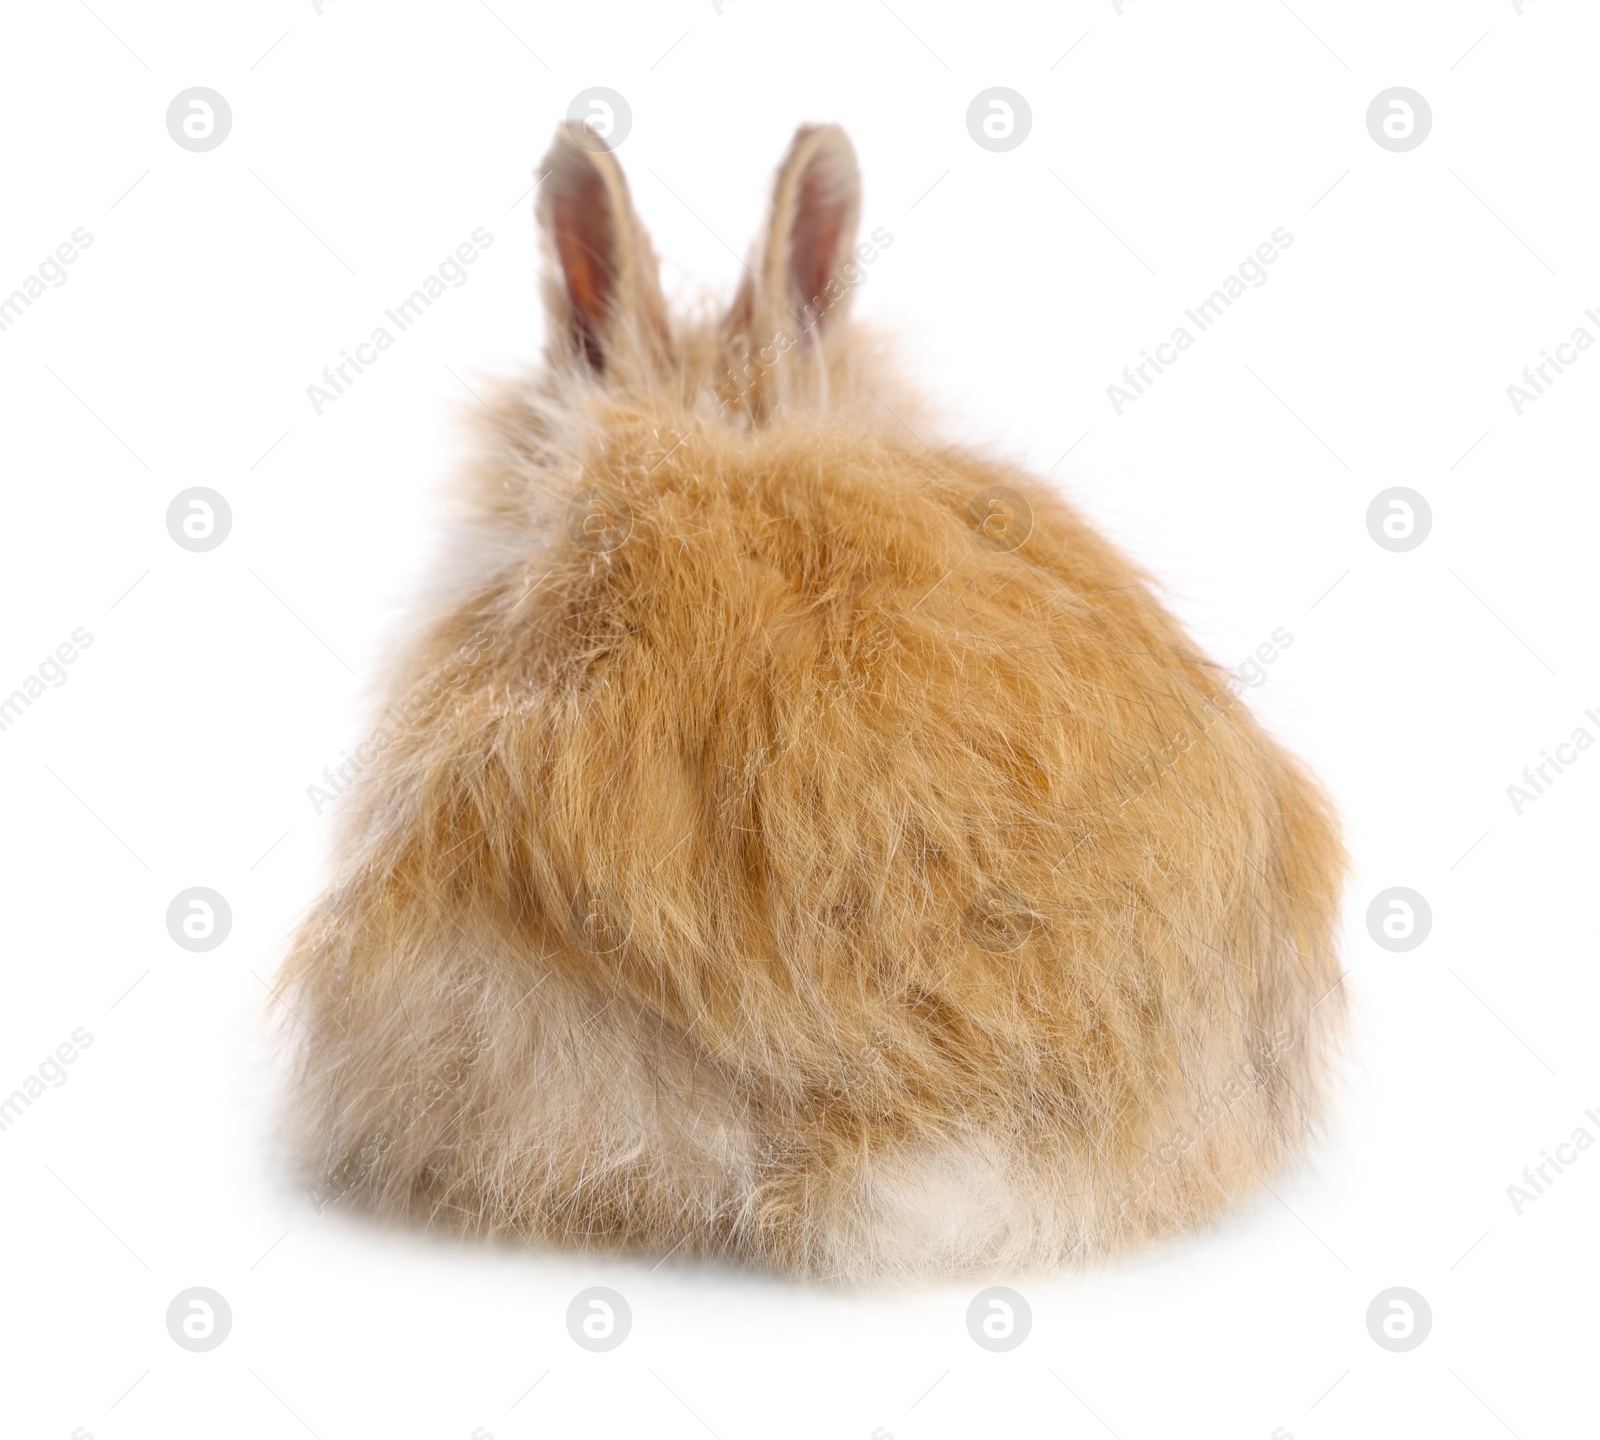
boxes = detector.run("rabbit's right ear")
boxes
[729,124,863,355]
[536,122,671,378]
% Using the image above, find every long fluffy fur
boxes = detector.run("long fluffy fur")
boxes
[278,120,1346,1283]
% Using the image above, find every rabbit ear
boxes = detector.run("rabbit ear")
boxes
[732,124,862,352]
[536,121,671,377]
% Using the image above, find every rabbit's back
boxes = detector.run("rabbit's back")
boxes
[279,120,1345,1282]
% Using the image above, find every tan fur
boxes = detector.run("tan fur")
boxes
[278,120,1347,1283]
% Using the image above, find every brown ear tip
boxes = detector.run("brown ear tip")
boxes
[793,122,857,162]
[558,115,610,147]
[787,124,862,205]
[536,121,628,224]
[541,118,618,174]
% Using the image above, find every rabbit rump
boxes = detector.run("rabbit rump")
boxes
[280,120,1346,1283]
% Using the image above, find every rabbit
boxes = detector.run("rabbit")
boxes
[278,119,1347,1284]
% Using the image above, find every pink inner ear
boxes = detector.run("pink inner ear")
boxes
[787,159,847,326]
[551,160,619,370]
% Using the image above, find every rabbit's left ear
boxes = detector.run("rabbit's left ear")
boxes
[730,124,862,352]
[536,121,671,377]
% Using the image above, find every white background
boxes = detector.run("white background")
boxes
[2,1,1596,1436]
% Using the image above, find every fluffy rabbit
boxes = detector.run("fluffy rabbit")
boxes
[280,120,1346,1283]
